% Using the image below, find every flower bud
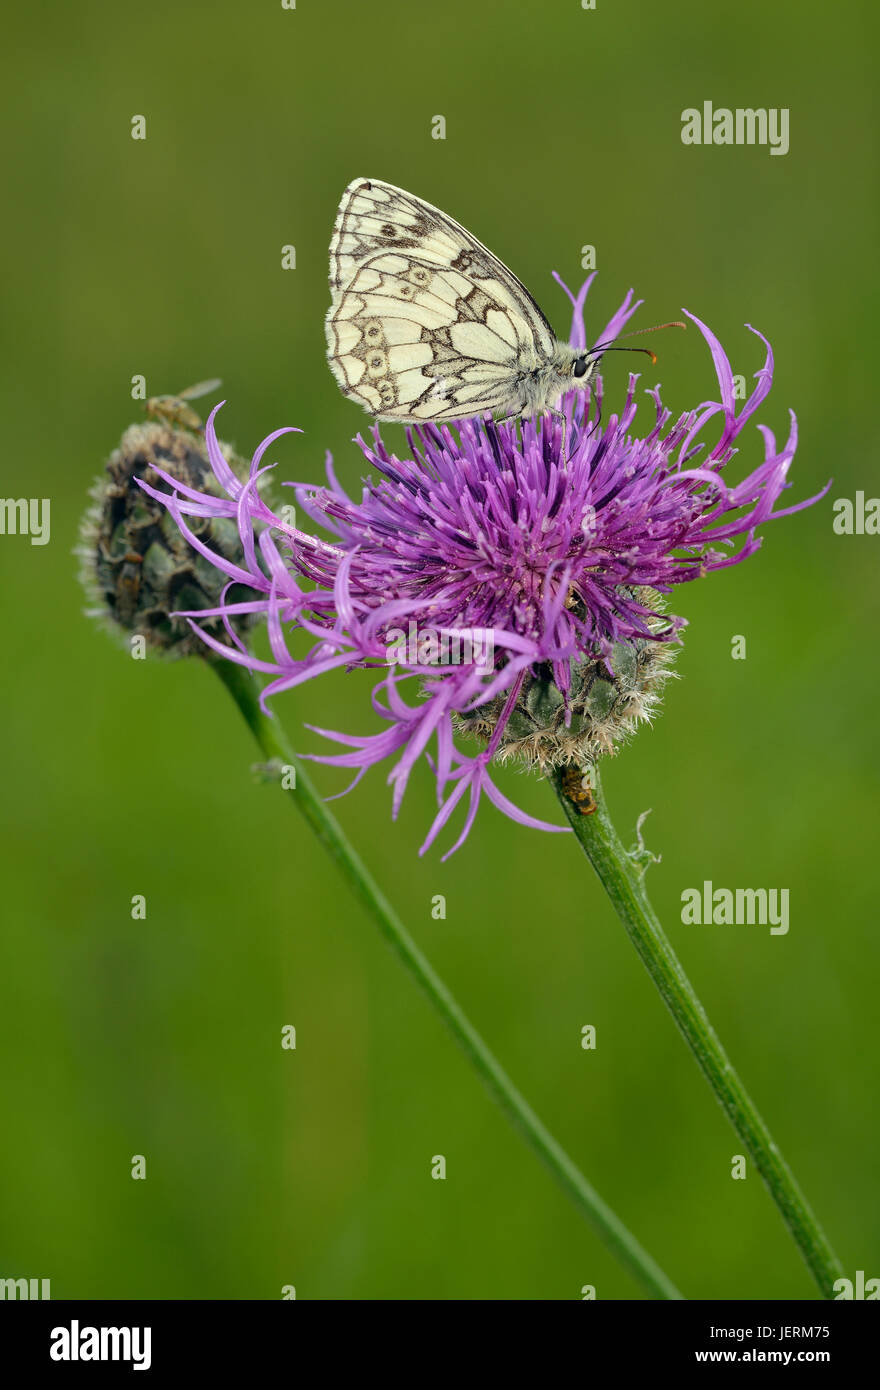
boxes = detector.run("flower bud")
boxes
[79,402,257,656]
[456,590,677,769]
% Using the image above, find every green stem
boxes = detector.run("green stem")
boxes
[212,658,682,1300]
[550,764,844,1299]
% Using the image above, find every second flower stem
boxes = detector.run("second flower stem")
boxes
[550,764,844,1299]
[212,657,683,1300]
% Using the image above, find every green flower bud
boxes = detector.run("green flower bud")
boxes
[455,589,677,770]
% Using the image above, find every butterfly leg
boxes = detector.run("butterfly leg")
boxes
[488,410,568,464]
[549,408,568,465]
[491,411,521,432]
[487,411,526,456]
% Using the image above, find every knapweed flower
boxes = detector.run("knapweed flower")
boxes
[137,277,827,856]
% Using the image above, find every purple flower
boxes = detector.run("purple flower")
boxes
[139,277,827,858]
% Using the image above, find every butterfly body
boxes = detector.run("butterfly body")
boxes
[325,179,595,425]
[508,341,595,420]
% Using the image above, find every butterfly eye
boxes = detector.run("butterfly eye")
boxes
[572,357,590,379]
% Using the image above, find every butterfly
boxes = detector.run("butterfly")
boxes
[325,178,603,426]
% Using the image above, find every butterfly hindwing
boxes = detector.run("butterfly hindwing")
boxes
[326,179,558,422]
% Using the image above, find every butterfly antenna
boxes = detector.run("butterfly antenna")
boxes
[592,345,660,364]
[590,320,687,364]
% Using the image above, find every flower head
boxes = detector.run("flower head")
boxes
[138,277,827,855]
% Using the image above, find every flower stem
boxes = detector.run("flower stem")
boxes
[550,764,844,1299]
[211,657,682,1299]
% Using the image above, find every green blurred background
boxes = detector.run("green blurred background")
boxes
[1,0,876,1300]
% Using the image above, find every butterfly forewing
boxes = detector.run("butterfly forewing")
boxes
[326,179,558,422]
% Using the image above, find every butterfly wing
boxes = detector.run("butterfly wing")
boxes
[325,178,557,422]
